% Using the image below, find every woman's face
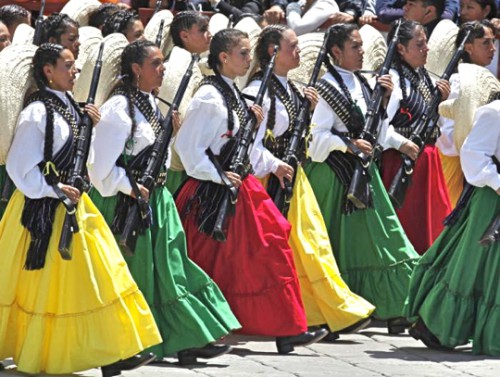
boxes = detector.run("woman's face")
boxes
[133,46,165,92]
[460,0,491,23]
[331,29,364,71]
[397,27,428,69]
[125,19,145,43]
[44,49,78,92]
[274,29,301,74]
[220,38,252,79]
[465,26,496,67]
[50,24,80,60]
[182,20,211,54]
[0,22,11,52]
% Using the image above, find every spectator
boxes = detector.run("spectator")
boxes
[376,0,458,24]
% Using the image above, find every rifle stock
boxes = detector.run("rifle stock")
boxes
[388,30,471,208]
[58,42,105,259]
[479,214,500,246]
[32,0,46,46]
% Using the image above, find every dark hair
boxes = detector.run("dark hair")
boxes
[462,0,498,20]
[207,29,248,73]
[421,0,445,17]
[41,13,79,44]
[387,19,424,52]
[458,20,495,63]
[102,9,139,37]
[88,3,120,29]
[33,43,65,90]
[325,23,359,54]
[171,11,209,48]
[0,4,30,28]
[255,24,288,70]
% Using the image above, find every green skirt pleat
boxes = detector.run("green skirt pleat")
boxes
[405,186,500,355]
[0,165,15,220]
[304,161,419,319]
[90,187,240,357]
[165,169,188,195]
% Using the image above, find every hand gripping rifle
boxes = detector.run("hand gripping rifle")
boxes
[268,29,331,216]
[58,42,105,259]
[33,0,46,46]
[388,29,471,208]
[347,20,402,209]
[479,214,500,246]
[118,54,199,255]
[211,45,279,242]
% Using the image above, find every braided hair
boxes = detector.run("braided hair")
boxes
[458,20,495,64]
[40,13,79,45]
[171,11,209,49]
[0,4,30,29]
[207,29,248,75]
[88,3,120,30]
[102,9,141,40]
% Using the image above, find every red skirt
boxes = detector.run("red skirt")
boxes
[175,175,308,337]
[381,145,452,254]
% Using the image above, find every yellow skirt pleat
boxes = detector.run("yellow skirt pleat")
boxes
[439,152,464,208]
[0,191,161,374]
[261,168,375,331]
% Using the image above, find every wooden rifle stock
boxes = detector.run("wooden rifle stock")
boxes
[388,30,471,208]
[58,42,105,259]
[479,214,500,246]
[32,0,46,46]
[347,19,402,209]
[212,46,279,242]
[270,29,331,216]
[118,54,199,255]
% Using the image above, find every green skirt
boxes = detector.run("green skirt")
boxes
[304,161,419,319]
[90,186,240,357]
[0,165,14,220]
[165,169,188,196]
[405,186,500,355]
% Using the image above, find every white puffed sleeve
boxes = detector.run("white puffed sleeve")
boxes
[461,103,500,190]
[436,74,460,157]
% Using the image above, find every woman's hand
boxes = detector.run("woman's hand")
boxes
[60,184,80,204]
[303,87,319,110]
[172,110,181,135]
[399,140,419,160]
[436,79,451,101]
[359,13,377,25]
[84,104,101,126]
[130,184,149,201]
[378,74,394,100]
[250,104,264,125]
[225,171,242,188]
[349,139,372,155]
[273,161,294,189]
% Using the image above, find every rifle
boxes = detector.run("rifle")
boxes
[154,0,163,13]
[347,20,402,209]
[58,42,105,259]
[118,54,199,255]
[479,214,500,246]
[268,29,331,216]
[33,0,46,46]
[155,19,165,48]
[212,45,279,242]
[388,30,471,208]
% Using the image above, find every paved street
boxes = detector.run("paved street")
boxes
[1,322,499,377]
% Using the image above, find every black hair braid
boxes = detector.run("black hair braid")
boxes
[41,13,78,44]
[43,103,55,167]
[33,43,65,90]
[323,53,356,104]
[171,11,208,48]
[102,9,138,37]
[126,87,138,147]
[396,59,409,105]
[88,3,119,29]
[255,24,287,71]
[0,4,30,27]
[266,84,277,131]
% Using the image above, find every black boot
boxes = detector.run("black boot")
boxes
[409,319,452,351]
[177,344,232,365]
[276,328,328,354]
[101,353,156,377]
[338,317,372,334]
[387,317,411,334]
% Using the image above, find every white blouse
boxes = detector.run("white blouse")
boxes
[88,91,164,197]
[461,101,500,190]
[309,68,404,163]
[7,88,81,199]
[175,75,243,184]
[436,73,460,157]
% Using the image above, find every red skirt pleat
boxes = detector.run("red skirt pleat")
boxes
[175,175,308,337]
[381,145,452,255]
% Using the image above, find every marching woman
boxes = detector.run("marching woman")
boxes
[174,29,328,353]
[303,23,420,333]
[380,19,452,255]
[88,39,240,364]
[102,9,145,43]
[406,87,500,355]
[245,24,375,337]
[41,13,81,60]
[438,20,496,207]
[0,43,161,376]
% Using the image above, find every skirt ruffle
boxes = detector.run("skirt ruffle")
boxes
[175,175,308,337]
[381,146,452,254]
[0,191,161,374]
[438,152,464,208]
[405,186,500,355]
[91,186,240,357]
[304,161,419,320]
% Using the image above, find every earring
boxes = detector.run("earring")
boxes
[224,59,228,64]
[49,79,53,85]
[137,74,140,86]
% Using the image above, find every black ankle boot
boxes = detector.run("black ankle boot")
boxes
[409,319,452,351]
[177,344,232,365]
[387,317,411,334]
[276,328,328,354]
[101,353,156,377]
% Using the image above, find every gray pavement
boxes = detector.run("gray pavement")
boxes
[1,322,499,377]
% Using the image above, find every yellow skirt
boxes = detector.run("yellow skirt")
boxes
[439,152,464,208]
[0,191,161,374]
[261,168,375,331]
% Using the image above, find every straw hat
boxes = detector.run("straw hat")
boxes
[209,13,230,36]
[12,23,35,46]
[426,20,458,78]
[439,63,500,150]
[0,44,37,164]
[75,26,102,71]
[73,33,128,107]
[234,17,261,89]
[61,0,101,27]
[144,9,174,57]
[359,24,387,73]
[289,32,326,86]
